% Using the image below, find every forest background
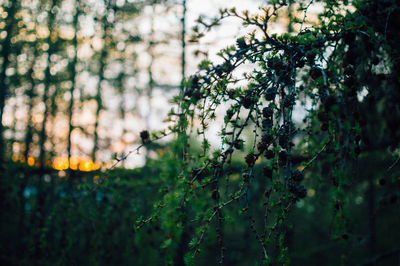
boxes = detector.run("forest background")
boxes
[0,0,399,265]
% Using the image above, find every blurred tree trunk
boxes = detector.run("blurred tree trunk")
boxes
[174,1,189,265]
[39,0,58,168]
[35,0,59,260]
[67,2,80,168]
[145,9,155,130]
[180,0,186,93]
[0,3,18,261]
[92,5,111,163]
[0,0,17,165]
[24,44,39,161]
[19,40,39,253]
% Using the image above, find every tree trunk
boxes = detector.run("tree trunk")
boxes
[23,45,39,161]
[67,1,79,168]
[0,0,17,165]
[39,0,57,168]
[92,12,109,163]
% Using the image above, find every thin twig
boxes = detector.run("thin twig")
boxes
[302,143,327,171]
[107,131,172,171]
[300,0,314,32]
[387,156,400,172]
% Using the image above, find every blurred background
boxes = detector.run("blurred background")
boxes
[0,0,268,169]
[1,0,399,265]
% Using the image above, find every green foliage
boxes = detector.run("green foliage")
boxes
[144,0,400,264]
